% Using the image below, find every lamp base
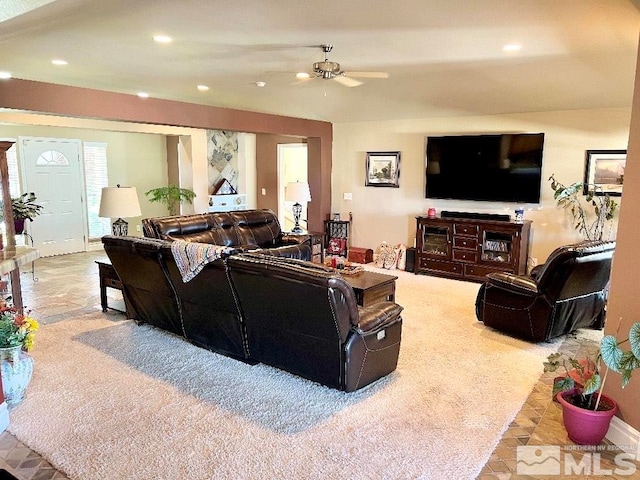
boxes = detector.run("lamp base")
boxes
[112,218,129,236]
[291,202,304,234]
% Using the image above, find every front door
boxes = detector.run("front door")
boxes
[19,137,86,256]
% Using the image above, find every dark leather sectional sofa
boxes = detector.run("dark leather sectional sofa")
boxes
[102,235,404,392]
[142,208,311,260]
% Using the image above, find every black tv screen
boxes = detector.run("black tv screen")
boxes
[425,133,544,203]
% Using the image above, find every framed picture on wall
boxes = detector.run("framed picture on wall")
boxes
[365,151,401,187]
[583,150,626,196]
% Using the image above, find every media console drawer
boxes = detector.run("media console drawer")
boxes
[453,249,477,263]
[419,257,462,275]
[453,237,477,250]
[454,223,478,236]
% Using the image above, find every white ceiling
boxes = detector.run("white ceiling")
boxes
[1,0,639,123]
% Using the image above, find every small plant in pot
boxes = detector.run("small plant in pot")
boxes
[544,319,640,445]
[2,193,44,234]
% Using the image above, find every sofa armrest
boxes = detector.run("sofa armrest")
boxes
[281,233,311,245]
[486,272,539,295]
[529,264,543,279]
[355,301,403,334]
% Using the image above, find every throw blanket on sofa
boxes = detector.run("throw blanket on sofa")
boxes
[171,240,234,282]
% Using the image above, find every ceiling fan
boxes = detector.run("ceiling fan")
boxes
[300,44,389,87]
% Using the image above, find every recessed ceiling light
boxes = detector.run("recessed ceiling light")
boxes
[503,44,522,52]
[51,59,68,66]
[255,81,266,88]
[153,34,172,44]
[197,85,209,91]
[0,72,11,79]
[296,72,310,79]
[137,92,149,98]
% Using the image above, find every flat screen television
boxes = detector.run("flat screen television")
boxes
[425,133,544,203]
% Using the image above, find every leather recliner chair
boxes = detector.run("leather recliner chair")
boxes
[475,240,615,342]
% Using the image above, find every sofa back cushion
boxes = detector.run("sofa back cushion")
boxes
[229,210,283,247]
[227,254,357,388]
[142,209,284,249]
[536,240,615,300]
[144,212,240,246]
[102,236,183,336]
[159,244,248,359]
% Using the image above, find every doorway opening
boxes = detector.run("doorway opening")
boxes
[277,143,308,232]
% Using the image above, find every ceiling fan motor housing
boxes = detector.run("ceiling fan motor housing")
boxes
[314,60,342,78]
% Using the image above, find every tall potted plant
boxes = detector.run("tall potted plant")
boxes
[548,174,618,241]
[145,185,196,215]
[544,319,640,444]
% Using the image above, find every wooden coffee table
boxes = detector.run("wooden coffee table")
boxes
[342,270,397,307]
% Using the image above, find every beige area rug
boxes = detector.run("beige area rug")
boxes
[8,268,564,479]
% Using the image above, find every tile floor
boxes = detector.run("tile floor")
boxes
[0,250,637,480]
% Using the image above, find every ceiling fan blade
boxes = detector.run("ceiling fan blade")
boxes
[343,71,389,79]
[334,76,363,87]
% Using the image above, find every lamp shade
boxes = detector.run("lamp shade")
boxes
[98,185,142,218]
[285,181,311,203]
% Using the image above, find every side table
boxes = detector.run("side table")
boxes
[96,260,125,313]
[285,231,324,264]
[342,270,397,307]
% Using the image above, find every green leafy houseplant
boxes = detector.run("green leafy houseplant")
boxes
[544,320,640,410]
[145,185,196,215]
[548,174,618,241]
[2,193,44,222]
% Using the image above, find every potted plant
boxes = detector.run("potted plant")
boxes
[0,298,39,406]
[548,174,618,241]
[2,193,44,234]
[145,185,196,215]
[544,319,640,444]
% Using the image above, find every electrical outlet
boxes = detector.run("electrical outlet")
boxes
[344,192,353,200]
[136,224,141,232]
[261,188,266,196]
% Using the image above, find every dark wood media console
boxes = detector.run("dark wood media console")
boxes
[415,216,531,282]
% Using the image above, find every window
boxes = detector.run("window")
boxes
[6,144,21,198]
[83,143,110,240]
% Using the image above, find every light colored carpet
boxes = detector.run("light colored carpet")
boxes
[8,268,563,479]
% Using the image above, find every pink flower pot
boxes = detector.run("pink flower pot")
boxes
[557,389,618,445]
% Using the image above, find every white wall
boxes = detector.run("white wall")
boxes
[332,107,630,262]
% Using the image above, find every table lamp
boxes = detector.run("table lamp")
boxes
[285,181,311,233]
[98,184,142,236]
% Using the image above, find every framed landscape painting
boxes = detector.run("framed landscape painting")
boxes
[583,150,626,196]
[365,151,401,187]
